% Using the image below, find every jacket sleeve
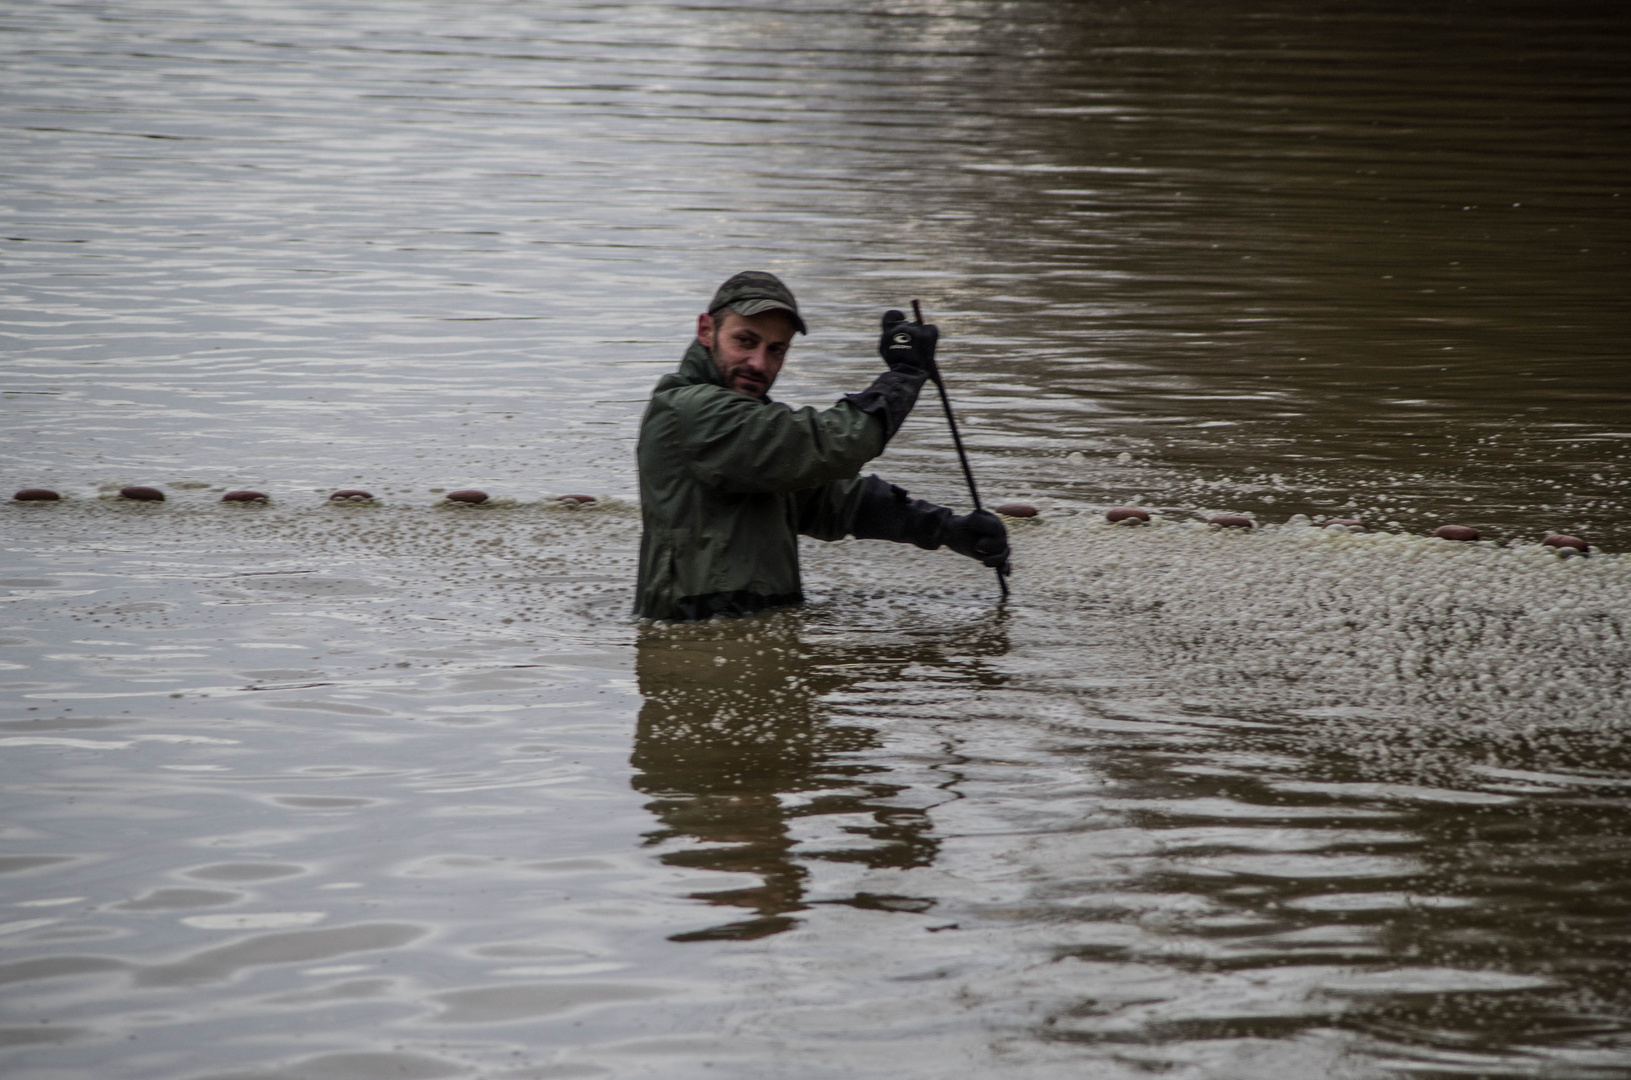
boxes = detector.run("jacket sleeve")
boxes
[841,368,928,442]
[848,474,953,549]
[850,476,1011,570]
[667,385,891,496]
[792,477,871,542]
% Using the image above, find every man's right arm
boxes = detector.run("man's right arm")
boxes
[839,367,925,443]
[659,383,904,495]
[652,309,938,496]
[852,312,939,440]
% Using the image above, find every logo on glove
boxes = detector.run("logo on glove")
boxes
[892,333,912,345]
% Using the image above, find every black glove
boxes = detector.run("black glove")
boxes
[879,310,939,382]
[944,509,1011,573]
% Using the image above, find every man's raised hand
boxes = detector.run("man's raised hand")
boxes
[879,309,939,382]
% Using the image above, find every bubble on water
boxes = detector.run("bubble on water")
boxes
[197,1051,461,1080]
[114,889,240,912]
[182,912,327,930]
[432,981,664,1023]
[185,863,305,882]
[135,923,425,987]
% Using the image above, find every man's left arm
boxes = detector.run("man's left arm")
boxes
[794,474,1011,573]
[792,476,870,542]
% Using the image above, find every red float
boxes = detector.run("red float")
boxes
[446,489,488,504]
[119,486,165,501]
[13,488,60,502]
[222,490,268,503]
[1543,533,1589,553]
[555,494,596,505]
[1106,507,1149,523]
[1207,514,1254,529]
[1433,524,1479,542]
[993,502,1038,518]
[329,490,374,501]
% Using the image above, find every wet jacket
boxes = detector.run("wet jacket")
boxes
[635,341,925,621]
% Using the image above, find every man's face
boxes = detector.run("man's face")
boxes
[697,309,795,398]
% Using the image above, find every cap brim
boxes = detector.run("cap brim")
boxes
[726,298,807,335]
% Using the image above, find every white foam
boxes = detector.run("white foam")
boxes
[1023,517,1631,771]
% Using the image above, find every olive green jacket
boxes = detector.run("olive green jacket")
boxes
[635,342,919,621]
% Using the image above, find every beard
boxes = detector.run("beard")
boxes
[710,345,770,398]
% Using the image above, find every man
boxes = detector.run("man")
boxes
[635,271,1010,622]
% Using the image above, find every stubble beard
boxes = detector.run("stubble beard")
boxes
[711,344,769,398]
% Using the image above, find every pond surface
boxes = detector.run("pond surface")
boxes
[3,2,1629,1077]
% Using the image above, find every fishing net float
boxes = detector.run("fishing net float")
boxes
[4,486,1605,556]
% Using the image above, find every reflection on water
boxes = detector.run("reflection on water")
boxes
[634,616,1012,939]
[636,622,918,939]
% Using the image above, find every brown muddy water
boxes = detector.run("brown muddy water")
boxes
[3,2,1630,1078]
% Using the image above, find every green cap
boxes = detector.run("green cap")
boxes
[707,271,807,335]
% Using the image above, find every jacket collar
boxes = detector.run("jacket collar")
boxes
[654,340,723,395]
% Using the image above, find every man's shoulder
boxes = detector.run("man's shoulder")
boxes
[650,379,768,416]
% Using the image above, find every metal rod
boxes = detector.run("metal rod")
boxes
[914,300,1009,599]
